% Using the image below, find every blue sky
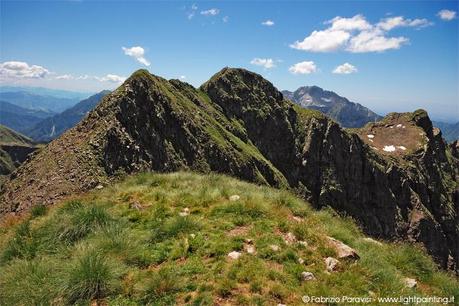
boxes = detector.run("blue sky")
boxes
[1,1,458,122]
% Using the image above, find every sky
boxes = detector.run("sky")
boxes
[1,0,458,122]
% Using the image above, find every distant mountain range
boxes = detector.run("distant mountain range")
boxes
[0,91,79,113]
[433,121,459,142]
[0,86,92,100]
[282,86,382,128]
[0,101,55,134]
[26,90,110,142]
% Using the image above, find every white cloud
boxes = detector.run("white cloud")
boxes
[437,9,457,21]
[55,74,74,80]
[288,61,317,74]
[377,16,432,31]
[0,61,50,79]
[250,58,276,69]
[261,20,274,26]
[290,29,351,52]
[327,14,372,31]
[200,8,219,16]
[346,29,408,53]
[96,74,126,83]
[187,4,198,20]
[76,75,90,80]
[122,46,150,66]
[179,75,186,80]
[291,13,431,53]
[333,63,358,74]
[223,16,229,23]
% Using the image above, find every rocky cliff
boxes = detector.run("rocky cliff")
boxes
[1,68,457,272]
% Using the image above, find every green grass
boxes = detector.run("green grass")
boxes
[0,172,457,305]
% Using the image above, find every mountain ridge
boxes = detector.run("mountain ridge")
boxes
[1,68,457,273]
[282,85,382,128]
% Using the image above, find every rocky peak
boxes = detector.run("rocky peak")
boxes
[283,85,382,128]
[201,67,284,118]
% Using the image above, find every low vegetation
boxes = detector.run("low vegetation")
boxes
[0,172,457,305]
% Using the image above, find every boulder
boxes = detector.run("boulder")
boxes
[325,257,340,272]
[327,237,359,260]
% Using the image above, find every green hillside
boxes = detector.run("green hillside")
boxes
[1,172,457,305]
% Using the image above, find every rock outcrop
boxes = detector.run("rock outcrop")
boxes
[1,68,457,273]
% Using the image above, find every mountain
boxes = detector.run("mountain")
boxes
[0,68,457,274]
[0,100,55,134]
[282,86,382,128]
[0,86,92,100]
[433,121,459,142]
[0,91,79,113]
[1,172,457,305]
[0,125,37,183]
[26,90,110,142]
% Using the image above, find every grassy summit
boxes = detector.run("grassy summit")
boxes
[0,172,457,305]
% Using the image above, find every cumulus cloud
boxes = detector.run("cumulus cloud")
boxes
[327,14,372,31]
[346,29,408,53]
[261,20,274,26]
[250,58,276,69]
[0,61,50,79]
[333,63,358,74]
[291,14,431,53]
[201,8,219,16]
[437,9,457,21]
[288,61,317,74]
[377,16,432,30]
[96,74,126,83]
[290,29,351,52]
[122,46,150,66]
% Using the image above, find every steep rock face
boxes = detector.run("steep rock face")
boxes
[283,86,382,128]
[1,68,457,272]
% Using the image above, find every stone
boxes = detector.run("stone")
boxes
[270,244,280,252]
[403,277,417,288]
[325,257,339,272]
[227,251,242,260]
[245,244,256,254]
[362,237,383,246]
[298,258,305,264]
[298,241,308,247]
[283,232,296,245]
[327,237,359,260]
[301,271,316,281]
[229,195,240,201]
[95,184,104,189]
[179,207,190,216]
